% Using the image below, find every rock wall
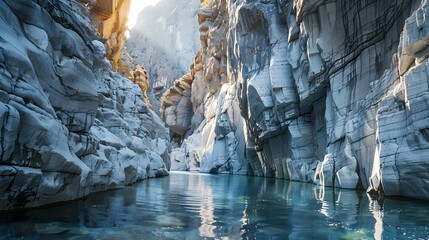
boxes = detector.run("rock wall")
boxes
[0,0,169,211]
[126,0,200,114]
[163,0,248,174]
[163,0,429,200]
[90,0,131,70]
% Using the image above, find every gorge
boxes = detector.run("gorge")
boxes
[125,0,200,115]
[163,0,429,201]
[0,0,429,232]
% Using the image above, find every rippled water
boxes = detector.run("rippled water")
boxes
[1,172,429,239]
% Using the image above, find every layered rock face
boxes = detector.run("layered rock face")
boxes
[163,0,429,200]
[163,0,248,174]
[0,0,169,211]
[126,0,200,114]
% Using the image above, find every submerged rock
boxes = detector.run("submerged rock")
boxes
[162,0,429,200]
[0,0,169,211]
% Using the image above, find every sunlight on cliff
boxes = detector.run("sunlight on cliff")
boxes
[127,0,161,29]
[201,0,211,8]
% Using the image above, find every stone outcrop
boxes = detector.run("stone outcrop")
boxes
[0,0,169,211]
[126,0,200,115]
[130,65,152,108]
[162,0,429,200]
[90,0,131,70]
[91,1,153,109]
[164,0,248,174]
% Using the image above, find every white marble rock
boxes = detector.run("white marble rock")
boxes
[161,0,429,200]
[0,0,169,211]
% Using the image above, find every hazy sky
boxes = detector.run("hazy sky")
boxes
[128,0,162,29]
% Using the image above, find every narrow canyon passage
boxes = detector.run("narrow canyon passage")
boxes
[1,0,429,238]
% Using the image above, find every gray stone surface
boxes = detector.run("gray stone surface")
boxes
[0,0,169,211]
[162,0,429,200]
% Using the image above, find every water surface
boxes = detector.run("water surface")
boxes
[1,172,429,239]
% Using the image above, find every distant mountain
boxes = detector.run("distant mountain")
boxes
[126,0,200,113]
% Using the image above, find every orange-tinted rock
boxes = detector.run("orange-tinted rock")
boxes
[131,65,152,108]
[91,0,131,70]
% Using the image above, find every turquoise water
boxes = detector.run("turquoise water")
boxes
[1,171,429,239]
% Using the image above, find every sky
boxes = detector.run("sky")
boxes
[127,0,162,29]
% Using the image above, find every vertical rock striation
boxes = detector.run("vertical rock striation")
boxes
[162,0,429,200]
[0,0,169,211]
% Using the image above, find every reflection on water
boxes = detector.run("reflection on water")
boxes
[1,171,429,239]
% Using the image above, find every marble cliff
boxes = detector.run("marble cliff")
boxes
[0,0,169,211]
[163,0,429,200]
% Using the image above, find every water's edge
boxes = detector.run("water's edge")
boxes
[1,172,429,239]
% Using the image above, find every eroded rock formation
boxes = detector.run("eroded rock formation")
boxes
[131,65,152,108]
[90,0,131,70]
[0,0,169,211]
[163,0,429,200]
[163,0,248,174]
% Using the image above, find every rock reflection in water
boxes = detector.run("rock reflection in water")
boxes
[1,172,429,239]
[370,198,384,240]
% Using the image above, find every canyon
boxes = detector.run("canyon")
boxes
[125,0,200,115]
[1,0,429,213]
[162,0,429,200]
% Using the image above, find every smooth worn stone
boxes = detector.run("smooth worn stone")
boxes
[161,0,429,200]
[0,0,170,211]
